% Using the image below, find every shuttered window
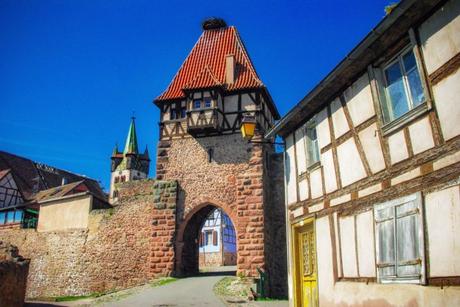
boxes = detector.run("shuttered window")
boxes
[374,192,425,284]
[213,230,218,246]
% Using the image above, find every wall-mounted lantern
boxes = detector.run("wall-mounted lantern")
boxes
[240,113,285,146]
[240,114,257,141]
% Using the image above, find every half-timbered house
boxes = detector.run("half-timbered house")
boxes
[267,0,460,305]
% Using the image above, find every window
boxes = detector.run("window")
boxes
[305,119,320,167]
[0,212,5,224]
[204,97,212,108]
[170,104,187,120]
[193,100,201,109]
[374,193,425,284]
[14,210,23,223]
[205,230,213,246]
[381,48,425,123]
[6,211,14,223]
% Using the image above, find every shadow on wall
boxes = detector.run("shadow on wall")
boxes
[195,135,251,165]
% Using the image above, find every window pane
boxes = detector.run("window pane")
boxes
[406,68,425,107]
[376,206,394,221]
[193,100,201,109]
[14,210,23,222]
[385,62,409,119]
[0,212,5,224]
[204,98,212,108]
[181,108,186,118]
[306,126,319,165]
[396,215,419,263]
[6,211,14,223]
[402,51,417,72]
[378,220,395,265]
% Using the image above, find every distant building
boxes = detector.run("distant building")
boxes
[0,150,107,229]
[199,208,236,267]
[110,118,150,203]
[267,0,460,305]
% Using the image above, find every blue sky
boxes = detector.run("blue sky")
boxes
[0,0,392,190]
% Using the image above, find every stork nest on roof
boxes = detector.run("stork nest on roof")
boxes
[202,17,227,30]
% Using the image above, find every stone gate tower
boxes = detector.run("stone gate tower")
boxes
[153,19,287,296]
[110,118,150,203]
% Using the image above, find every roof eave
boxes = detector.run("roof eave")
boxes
[266,0,442,139]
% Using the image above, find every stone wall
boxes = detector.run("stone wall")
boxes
[0,242,29,307]
[0,179,177,299]
[156,132,288,296]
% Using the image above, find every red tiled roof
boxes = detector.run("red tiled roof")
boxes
[156,26,264,101]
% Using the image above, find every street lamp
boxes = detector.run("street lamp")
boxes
[240,113,285,146]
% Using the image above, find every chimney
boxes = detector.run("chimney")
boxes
[225,54,235,85]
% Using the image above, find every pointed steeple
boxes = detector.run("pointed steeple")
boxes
[143,145,149,159]
[124,117,139,154]
[112,143,119,156]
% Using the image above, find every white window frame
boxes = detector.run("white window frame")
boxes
[381,46,426,122]
[304,118,320,168]
[374,192,426,284]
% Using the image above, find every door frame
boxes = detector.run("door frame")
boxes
[291,217,318,307]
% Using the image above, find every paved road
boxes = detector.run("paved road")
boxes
[102,273,227,307]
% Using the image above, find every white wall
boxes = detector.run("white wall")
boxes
[425,184,460,276]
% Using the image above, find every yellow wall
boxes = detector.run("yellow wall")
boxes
[37,195,92,232]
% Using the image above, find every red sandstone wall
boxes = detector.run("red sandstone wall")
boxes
[0,242,29,307]
[0,179,177,299]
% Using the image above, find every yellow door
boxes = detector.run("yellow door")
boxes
[294,221,317,307]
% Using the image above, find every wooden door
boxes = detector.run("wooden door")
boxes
[294,221,318,307]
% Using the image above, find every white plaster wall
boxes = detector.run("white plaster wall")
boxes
[316,107,331,149]
[320,149,337,193]
[285,134,297,205]
[225,95,239,112]
[408,116,435,155]
[315,216,335,299]
[388,130,409,164]
[37,195,92,232]
[432,69,460,141]
[330,98,350,138]
[333,213,343,278]
[356,210,376,277]
[299,178,309,201]
[295,127,307,175]
[358,123,386,174]
[339,215,358,277]
[425,184,460,276]
[336,138,367,187]
[343,74,375,127]
[418,0,460,74]
[310,167,323,199]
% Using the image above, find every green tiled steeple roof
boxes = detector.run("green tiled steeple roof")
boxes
[124,117,139,154]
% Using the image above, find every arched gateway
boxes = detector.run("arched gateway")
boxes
[176,201,237,275]
[151,19,287,297]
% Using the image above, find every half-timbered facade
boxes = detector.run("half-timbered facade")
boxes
[267,0,460,305]
[154,21,279,140]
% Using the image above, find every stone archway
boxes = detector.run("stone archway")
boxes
[175,201,238,276]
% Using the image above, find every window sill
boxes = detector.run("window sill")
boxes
[307,161,321,172]
[381,102,430,136]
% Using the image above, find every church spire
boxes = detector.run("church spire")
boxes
[124,117,139,154]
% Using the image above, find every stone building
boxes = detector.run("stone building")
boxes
[267,0,460,305]
[153,18,287,296]
[110,117,150,203]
